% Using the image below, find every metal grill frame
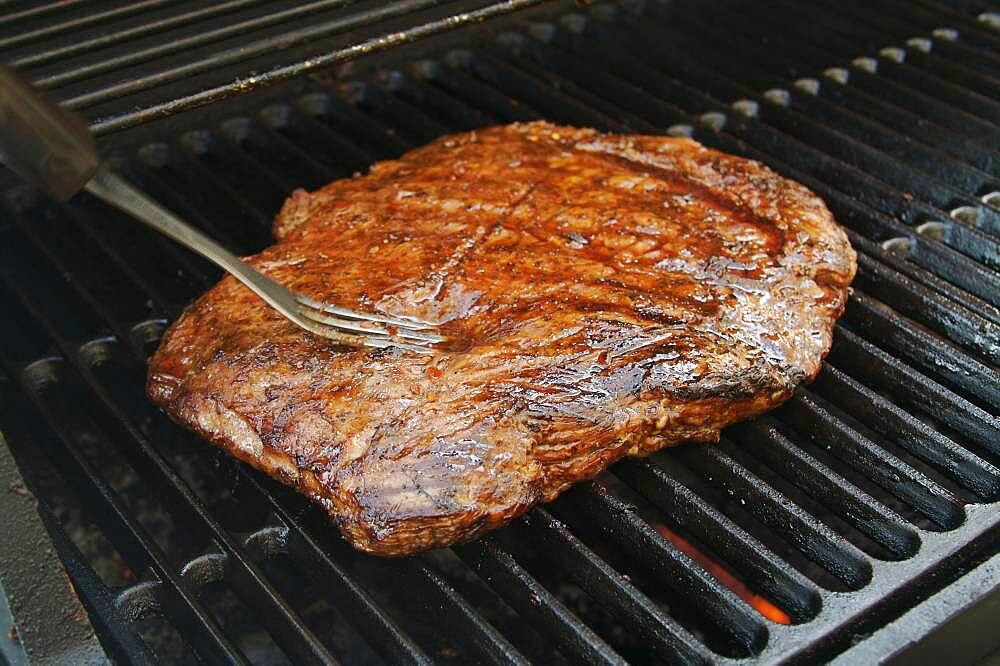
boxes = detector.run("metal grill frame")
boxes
[1,0,999,664]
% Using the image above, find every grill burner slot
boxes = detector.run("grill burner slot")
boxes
[1,1,999,663]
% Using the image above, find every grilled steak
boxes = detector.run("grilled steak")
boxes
[147,121,856,556]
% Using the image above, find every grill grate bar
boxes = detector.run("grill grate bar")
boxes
[57,0,452,111]
[266,102,378,173]
[888,41,1000,101]
[383,65,499,130]
[915,26,1000,76]
[72,189,216,307]
[123,155,260,254]
[0,371,158,665]
[198,123,302,198]
[456,538,626,666]
[719,105,1000,297]
[0,0,89,28]
[843,292,1000,410]
[233,479,435,665]
[641,4,1000,223]
[844,0,1000,52]
[850,252,1000,364]
[811,365,1000,500]
[32,0,362,92]
[846,231,1000,327]
[904,233,1000,309]
[851,52,1000,128]
[156,139,276,230]
[2,200,155,349]
[306,86,415,155]
[361,77,457,141]
[517,507,710,664]
[0,207,346,664]
[233,117,341,188]
[732,418,921,560]
[791,80,1000,183]
[0,355,250,664]
[454,46,630,130]
[617,64,1000,260]
[412,52,540,123]
[0,0,178,51]
[35,498,160,666]
[572,3,996,235]
[827,327,1000,456]
[716,1,1000,140]
[678,444,874,589]
[79,348,345,666]
[720,3,1000,177]
[783,389,966,528]
[73,0,549,136]
[833,60,1000,144]
[613,458,822,621]
[8,0,270,69]
[724,0,944,72]
[394,559,532,665]
[562,484,768,654]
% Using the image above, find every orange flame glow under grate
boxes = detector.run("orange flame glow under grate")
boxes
[656,524,791,625]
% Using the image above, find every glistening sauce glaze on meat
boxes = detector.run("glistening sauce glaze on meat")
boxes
[148,122,857,556]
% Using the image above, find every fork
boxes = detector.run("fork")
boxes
[0,65,443,353]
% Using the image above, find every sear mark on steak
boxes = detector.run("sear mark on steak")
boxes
[147,122,856,556]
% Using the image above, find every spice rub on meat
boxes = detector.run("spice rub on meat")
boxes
[147,121,856,556]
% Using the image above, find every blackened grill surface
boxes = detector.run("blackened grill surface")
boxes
[1,0,999,664]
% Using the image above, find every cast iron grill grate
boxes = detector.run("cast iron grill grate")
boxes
[1,0,998,663]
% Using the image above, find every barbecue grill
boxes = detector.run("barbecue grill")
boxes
[1,0,999,663]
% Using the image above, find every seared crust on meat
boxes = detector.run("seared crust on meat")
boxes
[148,122,856,556]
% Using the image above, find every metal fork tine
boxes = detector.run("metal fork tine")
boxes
[82,169,444,352]
[294,315,436,354]
[297,306,445,344]
[295,294,439,331]
[362,337,436,354]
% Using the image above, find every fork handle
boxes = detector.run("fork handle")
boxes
[85,166,294,312]
[0,65,98,201]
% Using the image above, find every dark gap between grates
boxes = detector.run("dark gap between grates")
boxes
[808,365,1000,503]
[265,483,529,663]
[769,414,947,531]
[656,447,866,592]
[133,612,200,664]
[715,435,902,562]
[727,418,922,562]
[463,529,655,664]
[197,580,291,665]
[548,481,766,659]
[595,470,822,624]
[418,547,571,664]
[0,366,140,591]
[775,394,964,533]
[257,554,387,665]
